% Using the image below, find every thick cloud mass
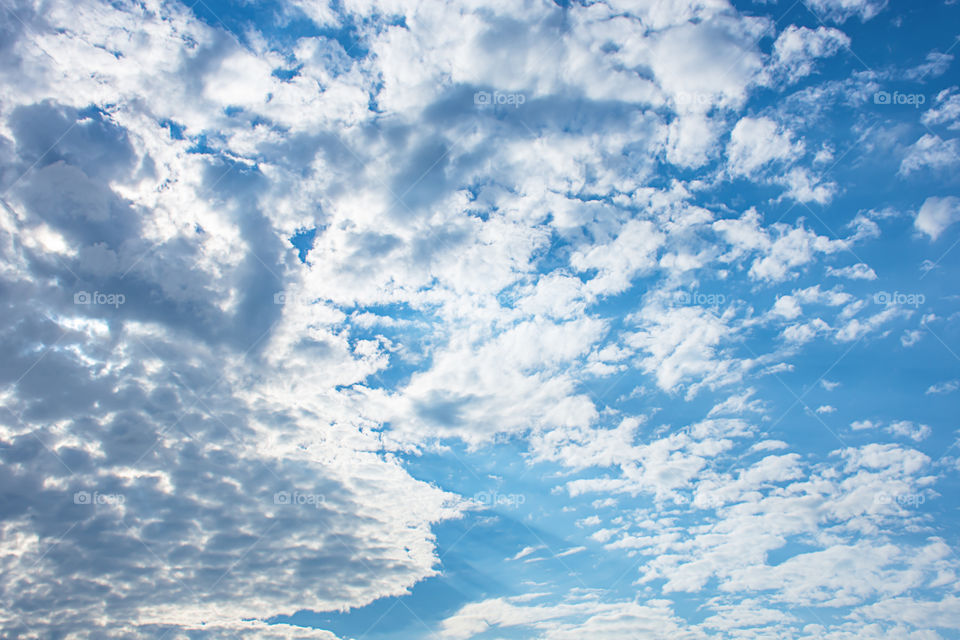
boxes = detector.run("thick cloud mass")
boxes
[1,0,959,638]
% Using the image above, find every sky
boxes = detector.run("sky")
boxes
[0,0,959,638]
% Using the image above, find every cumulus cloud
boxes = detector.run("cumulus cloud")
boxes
[915,196,960,240]
[714,211,847,281]
[772,25,850,83]
[626,305,742,396]
[899,134,960,176]
[570,219,664,296]
[726,116,804,178]
[886,420,932,442]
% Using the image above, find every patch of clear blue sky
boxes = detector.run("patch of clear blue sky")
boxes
[289,227,317,263]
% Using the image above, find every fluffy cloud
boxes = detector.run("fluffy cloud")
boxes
[726,116,804,178]
[773,25,850,83]
[915,196,960,240]
[439,596,706,640]
[713,210,847,281]
[626,305,742,396]
[923,87,960,130]
[899,134,960,176]
[570,219,665,296]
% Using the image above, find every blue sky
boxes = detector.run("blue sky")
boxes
[1,0,959,637]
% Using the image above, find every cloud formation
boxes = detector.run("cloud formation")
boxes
[1,0,958,638]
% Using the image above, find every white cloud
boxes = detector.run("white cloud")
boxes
[1,0,956,637]
[848,213,883,242]
[827,263,878,280]
[618,442,943,614]
[570,219,665,296]
[714,211,847,282]
[752,227,846,281]
[804,0,888,23]
[439,596,703,640]
[700,598,798,631]
[772,25,850,83]
[902,329,924,347]
[899,135,960,176]
[887,420,932,442]
[923,87,960,130]
[752,440,789,452]
[773,295,803,319]
[856,594,960,630]
[626,305,741,396]
[915,196,960,240]
[782,317,831,344]
[834,306,901,342]
[780,166,837,204]
[512,545,543,561]
[384,314,607,444]
[518,273,589,319]
[905,52,955,81]
[724,541,931,606]
[726,116,804,178]
[926,380,959,395]
[709,388,765,417]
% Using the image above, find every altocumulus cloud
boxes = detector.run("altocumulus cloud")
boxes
[1,0,960,638]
